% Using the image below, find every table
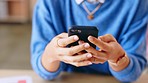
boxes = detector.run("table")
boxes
[0,69,147,83]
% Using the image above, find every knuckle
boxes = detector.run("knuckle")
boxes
[75,63,80,67]
[73,62,80,67]
[67,50,74,55]
[107,34,112,37]
[101,43,107,49]
[53,37,59,42]
[101,43,105,47]
[57,33,67,38]
[108,34,114,39]
[61,41,66,46]
[60,39,67,45]
[99,36,103,38]
[69,58,77,62]
[60,32,66,36]
[81,55,86,60]
[63,59,69,63]
[57,39,65,47]
[84,54,89,58]
[73,58,79,62]
[68,58,73,62]
[64,56,73,63]
[79,44,85,49]
[57,33,62,37]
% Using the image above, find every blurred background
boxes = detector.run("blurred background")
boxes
[0,0,36,70]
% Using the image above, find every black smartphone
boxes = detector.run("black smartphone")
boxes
[67,26,99,48]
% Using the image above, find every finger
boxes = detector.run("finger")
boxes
[61,53,92,63]
[77,51,86,55]
[85,47,108,60]
[58,35,79,47]
[57,32,68,38]
[89,57,107,64]
[99,34,116,43]
[78,40,85,45]
[58,43,90,56]
[88,36,110,51]
[77,51,84,55]
[78,41,86,55]
[71,61,92,67]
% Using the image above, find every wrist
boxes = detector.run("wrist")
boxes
[108,54,130,72]
[44,44,60,62]
[42,49,60,63]
[41,52,61,72]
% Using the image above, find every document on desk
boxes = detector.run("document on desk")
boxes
[0,76,32,83]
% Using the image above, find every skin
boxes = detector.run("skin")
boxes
[41,33,93,72]
[41,33,130,72]
[86,35,130,71]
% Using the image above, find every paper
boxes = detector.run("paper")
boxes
[0,76,32,83]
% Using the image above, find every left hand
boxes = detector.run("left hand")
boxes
[86,34,125,64]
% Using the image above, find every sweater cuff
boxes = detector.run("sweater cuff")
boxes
[109,56,135,81]
[38,55,66,80]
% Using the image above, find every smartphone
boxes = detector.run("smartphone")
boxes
[67,26,99,48]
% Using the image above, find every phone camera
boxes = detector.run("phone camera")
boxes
[70,29,81,33]
[71,29,75,32]
[77,30,81,33]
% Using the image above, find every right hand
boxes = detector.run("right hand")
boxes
[44,33,93,67]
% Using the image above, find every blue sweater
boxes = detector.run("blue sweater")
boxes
[31,0,148,82]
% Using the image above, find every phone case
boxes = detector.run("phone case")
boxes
[68,26,99,48]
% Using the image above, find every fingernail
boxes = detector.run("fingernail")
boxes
[74,36,79,40]
[88,62,92,65]
[88,36,93,41]
[79,40,84,44]
[84,43,90,48]
[87,53,92,58]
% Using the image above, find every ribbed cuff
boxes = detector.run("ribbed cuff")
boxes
[37,55,66,80]
[109,56,136,82]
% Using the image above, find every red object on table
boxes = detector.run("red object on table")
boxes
[18,80,26,83]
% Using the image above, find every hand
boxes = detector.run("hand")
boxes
[45,33,93,67]
[85,34,125,64]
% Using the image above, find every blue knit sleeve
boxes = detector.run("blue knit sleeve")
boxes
[31,0,66,80]
[109,0,148,82]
